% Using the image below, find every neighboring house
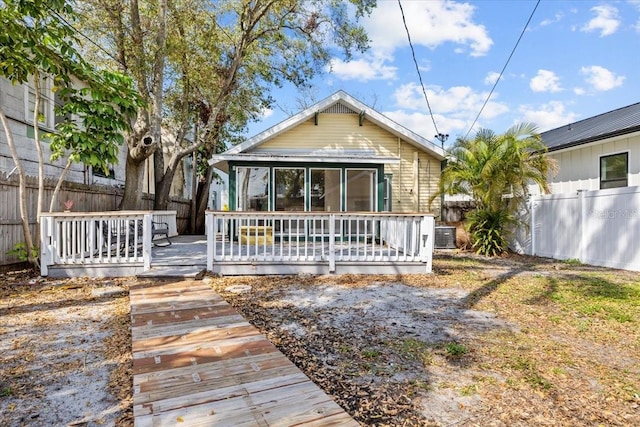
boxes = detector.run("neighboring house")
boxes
[0,76,188,199]
[0,75,127,186]
[541,102,640,194]
[209,90,446,216]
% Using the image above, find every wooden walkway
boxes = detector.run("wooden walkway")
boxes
[130,280,358,426]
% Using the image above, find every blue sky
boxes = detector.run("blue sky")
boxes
[249,0,640,148]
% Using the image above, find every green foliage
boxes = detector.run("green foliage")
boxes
[444,342,468,358]
[433,123,557,256]
[466,209,514,257]
[7,242,39,262]
[47,70,143,172]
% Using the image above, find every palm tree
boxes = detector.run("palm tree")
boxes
[433,123,556,256]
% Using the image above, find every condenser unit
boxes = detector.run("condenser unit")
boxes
[434,226,456,249]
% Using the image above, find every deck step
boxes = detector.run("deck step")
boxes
[137,266,206,279]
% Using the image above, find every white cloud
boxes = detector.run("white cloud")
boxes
[484,71,501,86]
[530,69,562,93]
[573,87,586,96]
[364,0,493,57]
[540,12,564,27]
[581,5,620,36]
[388,82,509,138]
[327,53,398,81]
[580,65,625,91]
[518,101,579,132]
[260,107,274,119]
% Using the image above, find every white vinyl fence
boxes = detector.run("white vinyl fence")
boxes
[523,186,640,271]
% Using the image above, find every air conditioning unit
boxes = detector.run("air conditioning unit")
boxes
[435,226,457,249]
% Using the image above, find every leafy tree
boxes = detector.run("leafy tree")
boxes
[433,123,556,256]
[76,0,375,218]
[0,0,142,267]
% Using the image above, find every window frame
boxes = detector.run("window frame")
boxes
[599,152,628,189]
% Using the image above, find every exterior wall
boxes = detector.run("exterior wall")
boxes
[548,132,640,194]
[253,114,441,215]
[0,77,126,186]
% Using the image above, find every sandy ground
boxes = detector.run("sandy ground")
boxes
[0,274,132,427]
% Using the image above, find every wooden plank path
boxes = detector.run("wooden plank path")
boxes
[131,280,359,426]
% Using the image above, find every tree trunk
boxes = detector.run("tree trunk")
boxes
[119,149,147,210]
[0,106,38,268]
[194,165,214,234]
[49,159,73,212]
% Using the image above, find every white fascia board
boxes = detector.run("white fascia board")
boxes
[223,91,447,160]
[209,153,401,171]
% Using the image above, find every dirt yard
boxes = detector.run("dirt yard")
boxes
[1,253,639,426]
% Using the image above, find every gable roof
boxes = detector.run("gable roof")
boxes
[209,90,446,171]
[541,102,640,152]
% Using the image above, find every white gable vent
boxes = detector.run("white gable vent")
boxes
[321,102,358,114]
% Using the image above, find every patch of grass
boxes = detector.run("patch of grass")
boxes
[562,258,582,266]
[396,338,433,366]
[444,342,468,358]
[1,387,13,397]
[511,357,554,391]
[361,348,381,360]
[459,383,479,396]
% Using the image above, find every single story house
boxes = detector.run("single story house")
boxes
[540,102,640,194]
[209,90,446,216]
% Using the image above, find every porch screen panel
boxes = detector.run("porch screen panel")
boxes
[345,169,376,211]
[274,168,305,211]
[311,169,341,236]
[237,167,269,211]
[345,169,376,238]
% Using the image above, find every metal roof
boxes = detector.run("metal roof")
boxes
[541,102,640,152]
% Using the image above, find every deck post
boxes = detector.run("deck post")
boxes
[40,215,52,276]
[329,213,336,272]
[206,212,214,272]
[420,215,435,273]
[143,213,152,271]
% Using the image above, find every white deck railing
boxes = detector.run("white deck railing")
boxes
[206,211,435,273]
[40,211,177,276]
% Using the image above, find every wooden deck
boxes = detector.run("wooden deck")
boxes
[130,280,358,426]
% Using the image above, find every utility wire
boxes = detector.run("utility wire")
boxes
[43,3,124,67]
[397,0,441,140]
[464,0,541,139]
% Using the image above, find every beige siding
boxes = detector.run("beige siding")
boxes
[254,113,441,215]
[385,141,440,214]
[549,133,640,194]
[253,114,397,157]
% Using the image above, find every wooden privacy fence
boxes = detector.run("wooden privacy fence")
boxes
[522,186,640,271]
[205,211,435,275]
[0,173,190,266]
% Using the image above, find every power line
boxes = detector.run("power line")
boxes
[464,0,541,139]
[397,0,442,142]
[43,3,124,67]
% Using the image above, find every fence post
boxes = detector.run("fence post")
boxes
[143,213,152,271]
[206,212,214,272]
[530,196,536,256]
[579,190,587,263]
[420,215,435,273]
[328,213,336,273]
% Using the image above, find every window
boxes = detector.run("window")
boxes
[600,153,628,189]
[383,174,392,211]
[345,169,376,211]
[94,166,115,179]
[310,169,341,212]
[237,167,269,211]
[25,74,53,130]
[274,168,305,211]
